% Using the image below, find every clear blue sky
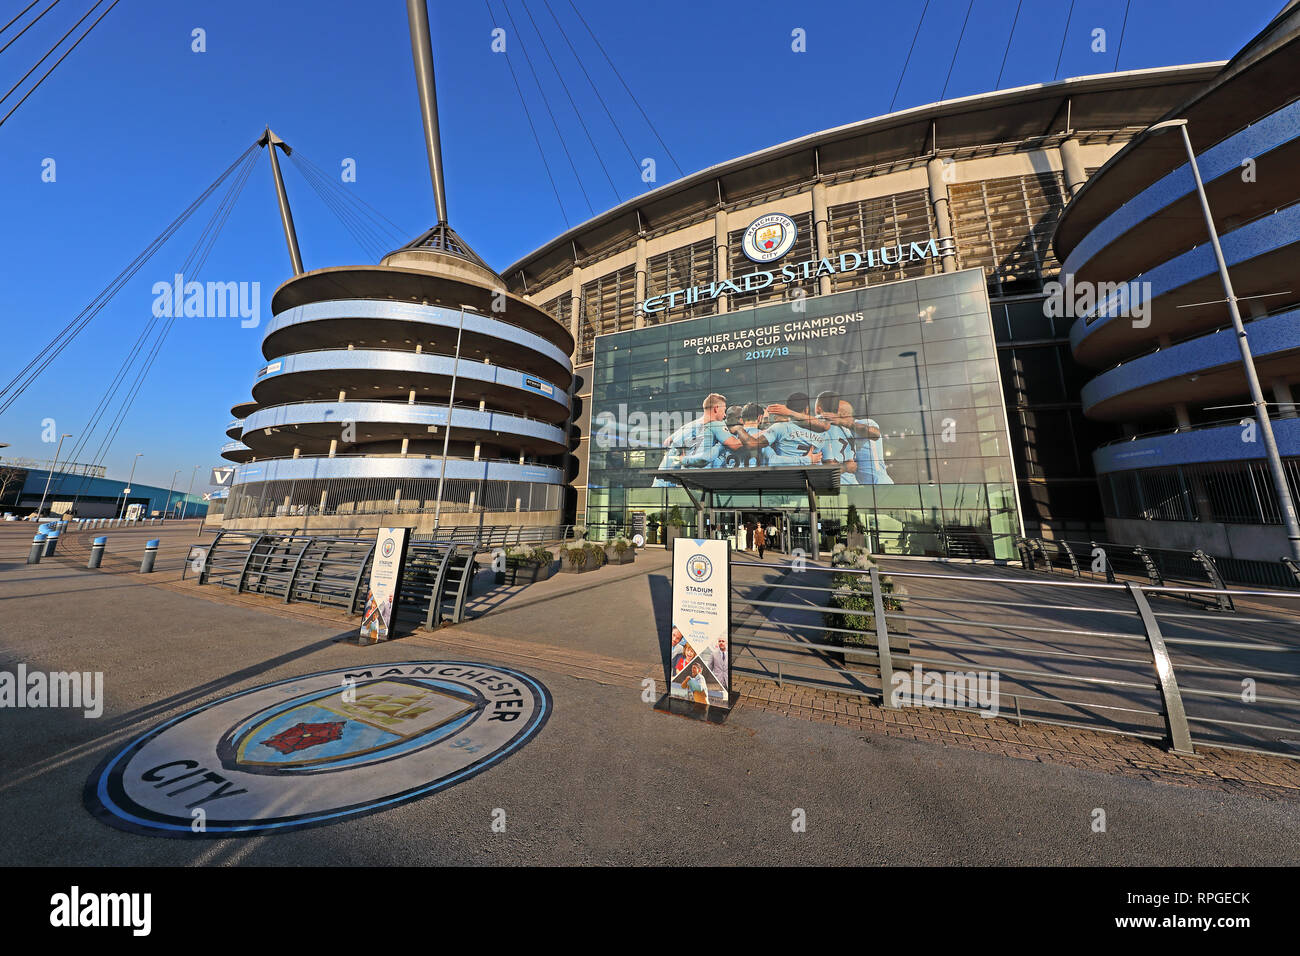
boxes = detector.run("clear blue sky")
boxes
[0,0,1280,491]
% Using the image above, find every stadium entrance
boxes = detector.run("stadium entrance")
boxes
[706,509,793,553]
[588,268,1025,560]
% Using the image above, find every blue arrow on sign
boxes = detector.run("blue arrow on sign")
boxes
[689,618,708,627]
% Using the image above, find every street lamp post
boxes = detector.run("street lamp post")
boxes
[180,465,198,519]
[118,453,142,520]
[37,432,72,518]
[1148,119,1300,561]
[163,469,181,521]
[432,306,468,530]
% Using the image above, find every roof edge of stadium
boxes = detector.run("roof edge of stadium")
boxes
[501,62,1225,280]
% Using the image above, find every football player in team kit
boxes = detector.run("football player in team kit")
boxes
[722,403,766,468]
[762,391,893,484]
[754,392,826,465]
[654,392,747,485]
[653,388,890,482]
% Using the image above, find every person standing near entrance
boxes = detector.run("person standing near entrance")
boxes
[755,523,766,559]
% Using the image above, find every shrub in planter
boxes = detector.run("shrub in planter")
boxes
[665,505,686,546]
[603,535,637,564]
[845,505,867,550]
[822,559,909,668]
[560,542,589,573]
[560,541,606,573]
[503,546,555,584]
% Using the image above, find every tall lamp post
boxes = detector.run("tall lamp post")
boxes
[180,465,199,519]
[118,453,143,520]
[432,306,467,530]
[163,469,181,521]
[1148,118,1300,561]
[37,432,72,517]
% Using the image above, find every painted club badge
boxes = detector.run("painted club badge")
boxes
[85,662,550,837]
[741,212,797,263]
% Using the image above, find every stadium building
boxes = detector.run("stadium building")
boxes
[501,63,1223,557]
[1054,2,1300,562]
[217,3,1300,562]
[219,9,573,533]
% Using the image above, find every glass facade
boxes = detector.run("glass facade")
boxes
[586,268,1023,559]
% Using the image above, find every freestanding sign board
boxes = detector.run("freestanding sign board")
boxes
[659,537,734,722]
[358,527,408,644]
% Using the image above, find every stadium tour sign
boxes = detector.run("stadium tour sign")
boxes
[639,212,951,314]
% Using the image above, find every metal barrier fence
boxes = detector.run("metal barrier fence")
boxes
[1018,536,1300,592]
[187,530,486,625]
[728,555,1300,758]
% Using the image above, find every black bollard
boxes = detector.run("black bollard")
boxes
[88,536,107,569]
[140,539,160,573]
[43,531,59,557]
[28,534,45,564]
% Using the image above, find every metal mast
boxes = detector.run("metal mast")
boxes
[257,127,305,276]
[406,0,449,225]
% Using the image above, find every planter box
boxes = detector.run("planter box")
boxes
[603,546,636,564]
[666,526,685,547]
[503,561,555,585]
[846,530,866,550]
[838,629,911,670]
[560,552,600,573]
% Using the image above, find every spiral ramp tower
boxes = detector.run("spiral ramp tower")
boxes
[219,1,574,532]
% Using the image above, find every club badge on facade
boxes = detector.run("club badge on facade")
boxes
[741,213,797,263]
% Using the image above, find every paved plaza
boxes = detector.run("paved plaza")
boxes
[1,521,1298,865]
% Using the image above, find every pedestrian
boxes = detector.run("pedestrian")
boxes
[755,524,766,559]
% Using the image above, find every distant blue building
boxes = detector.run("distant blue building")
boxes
[0,458,207,518]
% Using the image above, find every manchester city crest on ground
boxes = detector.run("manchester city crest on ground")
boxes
[85,661,550,837]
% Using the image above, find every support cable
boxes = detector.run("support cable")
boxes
[939,0,975,101]
[69,150,258,506]
[500,0,594,216]
[290,154,392,260]
[520,0,620,203]
[540,0,641,183]
[0,140,260,415]
[484,0,569,227]
[1114,0,1132,72]
[890,0,930,112]
[0,0,120,129]
[996,0,1023,88]
[0,0,44,37]
[0,0,57,56]
[1053,0,1077,81]
[291,149,409,240]
[565,0,682,177]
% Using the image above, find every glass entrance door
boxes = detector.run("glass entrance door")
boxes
[788,511,812,554]
[710,509,738,546]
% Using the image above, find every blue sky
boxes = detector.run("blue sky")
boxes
[0,0,1280,491]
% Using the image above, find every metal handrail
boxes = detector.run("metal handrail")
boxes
[238,396,568,427]
[728,554,1300,758]
[251,346,569,399]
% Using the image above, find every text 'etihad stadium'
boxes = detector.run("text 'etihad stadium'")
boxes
[639,237,950,314]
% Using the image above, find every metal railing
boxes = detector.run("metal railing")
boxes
[187,527,546,625]
[1018,536,1300,592]
[728,555,1300,758]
